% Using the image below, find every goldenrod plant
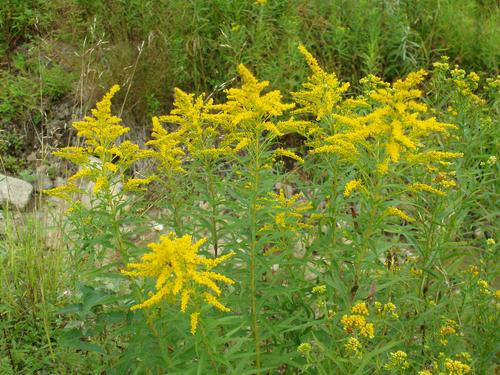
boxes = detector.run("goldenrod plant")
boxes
[28,45,499,373]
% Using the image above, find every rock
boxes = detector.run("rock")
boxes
[0,174,34,210]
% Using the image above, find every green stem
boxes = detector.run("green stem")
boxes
[206,161,219,257]
[249,135,262,371]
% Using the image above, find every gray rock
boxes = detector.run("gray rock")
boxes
[0,174,34,209]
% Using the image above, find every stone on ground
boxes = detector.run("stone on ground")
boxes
[0,174,34,210]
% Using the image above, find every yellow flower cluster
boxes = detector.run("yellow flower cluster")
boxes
[351,302,369,316]
[312,285,326,295]
[343,178,364,198]
[297,342,312,355]
[438,319,460,345]
[340,314,375,339]
[444,359,471,375]
[122,233,235,334]
[292,45,350,120]
[273,147,304,164]
[44,85,153,200]
[385,206,414,223]
[212,64,294,138]
[384,350,410,370]
[311,68,459,169]
[344,337,362,356]
[374,301,399,319]
[260,189,313,232]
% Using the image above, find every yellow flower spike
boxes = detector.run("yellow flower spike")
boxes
[445,359,471,375]
[52,147,90,165]
[73,85,129,147]
[123,234,235,334]
[306,66,462,200]
[408,182,446,196]
[344,337,362,355]
[45,85,153,200]
[123,176,158,191]
[93,176,108,194]
[273,148,304,164]
[203,292,231,312]
[212,64,294,135]
[407,151,464,164]
[293,44,350,120]
[351,302,369,316]
[43,183,82,201]
[343,178,364,198]
[190,312,200,335]
[341,314,375,338]
[384,351,410,371]
[385,207,415,222]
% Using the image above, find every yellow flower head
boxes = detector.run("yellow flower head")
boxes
[384,351,410,371]
[293,44,350,120]
[385,206,415,222]
[351,302,369,316]
[45,85,154,199]
[341,314,375,338]
[72,85,128,147]
[445,359,471,375]
[297,342,312,355]
[344,337,362,356]
[212,64,294,136]
[123,234,235,334]
[312,285,327,295]
[343,178,364,198]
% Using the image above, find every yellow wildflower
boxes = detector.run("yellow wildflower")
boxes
[351,302,369,316]
[312,285,327,295]
[122,234,235,334]
[439,319,458,337]
[407,151,464,164]
[375,301,399,318]
[262,190,312,232]
[344,337,362,356]
[408,183,446,196]
[385,206,415,222]
[343,178,364,198]
[297,342,312,355]
[190,312,200,335]
[465,265,479,276]
[293,44,350,120]
[477,279,491,295]
[212,64,294,134]
[444,359,471,374]
[42,183,82,201]
[341,314,375,338]
[123,176,158,191]
[384,350,410,370]
[306,63,460,184]
[93,175,108,194]
[45,85,154,199]
[273,147,304,164]
[72,85,127,145]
